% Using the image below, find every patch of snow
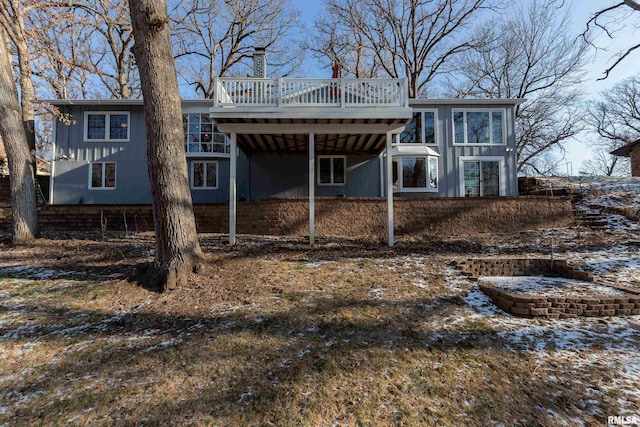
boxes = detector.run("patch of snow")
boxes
[479,276,627,297]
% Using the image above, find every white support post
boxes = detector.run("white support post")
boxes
[309,133,315,245]
[386,131,394,247]
[229,132,237,245]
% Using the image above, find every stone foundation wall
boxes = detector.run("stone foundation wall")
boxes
[0,196,574,237]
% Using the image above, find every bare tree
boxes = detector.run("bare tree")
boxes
[28,6,96,99]
[0,28,38,243]
[309,0,493,97]
[450,0,588,173]
[128,0,204,291]
[583,0,640,80]
[579,147,630,176]
[75,0,139,99]
[169,0,302,98]
[581,75,640,176]
[588,75,640,146]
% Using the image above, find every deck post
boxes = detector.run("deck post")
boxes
[386,131,394,247]
[309,133,315,245]
[229,132,237,245]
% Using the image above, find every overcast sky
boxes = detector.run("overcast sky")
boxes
[291,0,640,174]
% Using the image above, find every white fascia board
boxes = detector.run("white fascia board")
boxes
[209,106,413,120]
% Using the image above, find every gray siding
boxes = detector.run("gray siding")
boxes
[52,104,238,204]
[408,102,518,197]
[248,155,381,201]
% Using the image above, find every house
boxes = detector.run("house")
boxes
[47,51,524,245]
[611,139,640,176]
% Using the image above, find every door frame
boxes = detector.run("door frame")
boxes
[458,156,506,197]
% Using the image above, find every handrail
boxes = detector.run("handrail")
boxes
[214,77,408,108]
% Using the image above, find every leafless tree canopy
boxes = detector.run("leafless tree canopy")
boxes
[581,75,639,176]
[450,0,588,174]
[582,0,640,80]
[309,0,493,97]
[170,0,302,98]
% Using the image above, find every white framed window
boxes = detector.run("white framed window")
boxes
[83,112,130,142]
[89,162,116,189]
[183,113,229,153]
[317,155,346,186]
[453,109,505,145]
[191,161,218,189]
[458,156,506,197]
[392,156,438,192]
[398,109,437,145]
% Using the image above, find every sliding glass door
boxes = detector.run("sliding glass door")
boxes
[463,160,501,197]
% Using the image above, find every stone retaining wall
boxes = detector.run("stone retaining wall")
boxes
[479,283,640,319]
[0,196,574,237]
[456,257,640,319]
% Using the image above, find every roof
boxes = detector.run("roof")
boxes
[409,98,526,106]
[611,139,640,157]
[41,99,214,106]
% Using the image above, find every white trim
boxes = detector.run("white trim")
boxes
[50,116,56,204]
[88,161,117,190]
[451,108,506,146]
[215,122,408,135]
[458,156,506,197]
[386,132,394,247]
[83,111,130,143]
[190,160,219,190]
[229,133,237,245]
[397,109,438,146]
[309,133,315,245]
[392,156,439,193]
[317,155,347,186]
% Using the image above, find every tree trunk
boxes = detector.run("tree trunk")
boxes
[128,0,204,291]
[0,29,38,243]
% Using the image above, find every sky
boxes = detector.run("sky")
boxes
[291,0,640,174]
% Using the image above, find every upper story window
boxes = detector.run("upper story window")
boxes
[453,110,504,145]
[318,155,346,186]
[398,110,436,145]
[84,112,130,142]
[89,162,116,189]
[183,113,229,153]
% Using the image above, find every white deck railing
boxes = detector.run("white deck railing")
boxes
[214,77,409,108]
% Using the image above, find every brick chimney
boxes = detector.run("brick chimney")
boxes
[253,47,267,78]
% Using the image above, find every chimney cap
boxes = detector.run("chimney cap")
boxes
[254,47,266,54]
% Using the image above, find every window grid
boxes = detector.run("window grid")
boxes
[183,113,229,154]
[84,112,129,142]
[191,161,218,189]
[317,156,347,186]
[89,162,116,189]
[453,109,505,145]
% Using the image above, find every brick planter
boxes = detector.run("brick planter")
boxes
[455,257,640,319]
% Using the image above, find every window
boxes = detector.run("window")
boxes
[317,156,346,185]
[191,161,218,189]
[183,113,229,153]
[84,112,129,142]
[398,110,436,144]
[392,156,438,192]
[89,162,116,189]
[453,110,504,145]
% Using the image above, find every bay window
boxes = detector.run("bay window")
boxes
[392,156,438,192]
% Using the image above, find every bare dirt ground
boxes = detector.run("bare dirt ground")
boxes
[0,219,639,426]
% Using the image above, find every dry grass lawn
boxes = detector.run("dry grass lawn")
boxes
[0,230,639,426]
